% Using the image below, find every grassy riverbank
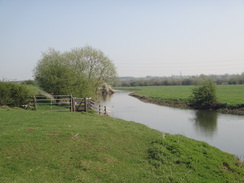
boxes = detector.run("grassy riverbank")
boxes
[0,107,244,182]
[116,85,244,114]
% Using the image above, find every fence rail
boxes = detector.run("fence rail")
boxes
[90,104,111,115]
[33,95,72,112]
[31,95,110,115]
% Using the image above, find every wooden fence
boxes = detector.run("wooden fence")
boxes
[91,104,111,115]
[32,95,110,115]
[71,97,92,112]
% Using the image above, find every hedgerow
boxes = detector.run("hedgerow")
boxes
[0,81,33,107]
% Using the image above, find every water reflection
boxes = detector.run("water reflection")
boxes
[99,94,113,102]
[192,110,218,138]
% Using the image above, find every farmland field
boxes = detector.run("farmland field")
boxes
[117,85,244,106]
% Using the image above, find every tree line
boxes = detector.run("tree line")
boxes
[119,73,244,87]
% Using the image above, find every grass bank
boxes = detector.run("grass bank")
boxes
[0,108,244,182]
[116,85,244,114]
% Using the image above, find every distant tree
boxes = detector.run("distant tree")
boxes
[182,79,193,85]
[121,80,131,87]
[189,79,218,109]
[118,72,244,87]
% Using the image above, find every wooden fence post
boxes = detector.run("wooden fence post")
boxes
[34,96,37,110]
[72,97,76,112]
[84,97,87,112]
[50,99,52,110]
[70,95,72,112]
[104,106,107,115]
[99,105,101,115]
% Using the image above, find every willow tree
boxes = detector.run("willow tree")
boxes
[65,46,117,93]
[34,46,117,97]
[34,48,77,95]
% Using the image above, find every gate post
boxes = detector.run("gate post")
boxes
[34,96,37,110]
[84,97,87,112]
[72,97,76,112]
[99,105,101,115]
[104,106,107,115]
[70,95,73,112]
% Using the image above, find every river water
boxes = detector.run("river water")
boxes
[100,90,244,161]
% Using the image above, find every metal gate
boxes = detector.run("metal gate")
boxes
[33,95,72,112]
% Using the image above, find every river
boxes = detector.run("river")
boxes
[100,90,244,161]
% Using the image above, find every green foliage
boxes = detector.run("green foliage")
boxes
[66,46,118,87]
[24,85,50,97]
[34,49,78,95]
[0,81,34,107]
[0,109,243,182]
[190,79,218,109]
[34,46,117,97]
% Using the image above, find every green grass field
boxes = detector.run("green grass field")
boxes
[117,85,244,106]
[0,107,244,182]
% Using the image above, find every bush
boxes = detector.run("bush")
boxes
[0,81,34,107]
[189,79,218,109]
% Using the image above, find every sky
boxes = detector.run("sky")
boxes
[1,0,244,80]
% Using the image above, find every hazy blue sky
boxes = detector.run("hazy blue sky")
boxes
[1,0,244,80]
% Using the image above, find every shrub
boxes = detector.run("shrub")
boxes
[0,81,34,107]
[189,79,218,109]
